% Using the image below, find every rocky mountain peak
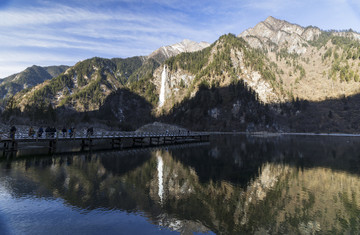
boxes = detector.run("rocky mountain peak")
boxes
[263,16,286,30]
[174,39,210,52]
[239,16,321,54]
[148,39,210,64]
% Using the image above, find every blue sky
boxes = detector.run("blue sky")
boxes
[1,0,360,78]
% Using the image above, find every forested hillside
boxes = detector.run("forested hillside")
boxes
[2,17,360,132]
[0,65,69,102]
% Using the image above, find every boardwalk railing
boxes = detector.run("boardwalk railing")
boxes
[0,130,204,140]
[1,130,210,155]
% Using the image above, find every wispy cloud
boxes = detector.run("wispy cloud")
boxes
[0,5,148,27]
[0,2,218,77]
[0,0,359,78]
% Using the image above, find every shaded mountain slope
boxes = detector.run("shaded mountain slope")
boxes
[285,93,360,133]
[161,79,274,131]
[96,88,154,129]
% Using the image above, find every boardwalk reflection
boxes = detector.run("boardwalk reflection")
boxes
[0,135,360,234]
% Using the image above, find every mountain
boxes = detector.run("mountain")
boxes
[239,16,322,54]
[154,16,360,110]
[155,34,281,107]
[153,34,278,131]
[0,39,209,108]
[153,17,360,131]
[148,39,210,64]
[0,65,69,100]
[238,16,360,102]
[128,39,210,105]
[11,57,146,112]
[4,17,360,132]
[4,40,210,114]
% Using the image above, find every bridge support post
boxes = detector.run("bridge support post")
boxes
[48,140,57,154]
[81,140,85,151]
[11,141,17,151]
[81,139,93,151]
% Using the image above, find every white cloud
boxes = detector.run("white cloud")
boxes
[0,2,223,77]
[1,0,359,78]
[0,4,217,50]
[0,5,148,27]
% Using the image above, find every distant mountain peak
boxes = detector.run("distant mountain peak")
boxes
[263,16,283,27]
[167,39,210,53]
[148,39,210,64]
[264,15,276,21]
[0,65,69,100]
[180,38,192,44]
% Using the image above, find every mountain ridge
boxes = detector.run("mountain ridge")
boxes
[237,16,360,102]
[239,16,322,54]
[0,65,69,101]
[3,17,360,133]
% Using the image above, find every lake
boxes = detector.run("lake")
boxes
[0,134,360,234]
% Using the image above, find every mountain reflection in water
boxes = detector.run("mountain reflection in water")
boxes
[0,135,360,234]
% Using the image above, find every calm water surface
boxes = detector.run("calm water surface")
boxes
[0,134,360,234]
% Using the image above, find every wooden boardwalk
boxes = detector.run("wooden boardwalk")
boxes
[0,131,210,155]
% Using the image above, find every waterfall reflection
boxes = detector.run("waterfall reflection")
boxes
[0,135,360,233]
[156,153,164,204]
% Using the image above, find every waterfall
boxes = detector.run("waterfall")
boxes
[159,65,167,107]
[157,153,164,204]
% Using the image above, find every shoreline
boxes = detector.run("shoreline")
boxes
[203,131,360,137]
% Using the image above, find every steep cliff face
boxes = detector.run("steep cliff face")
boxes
[154,65,196,110]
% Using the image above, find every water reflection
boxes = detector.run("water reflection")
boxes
[0,135,360,234]
[157,153,164,204]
